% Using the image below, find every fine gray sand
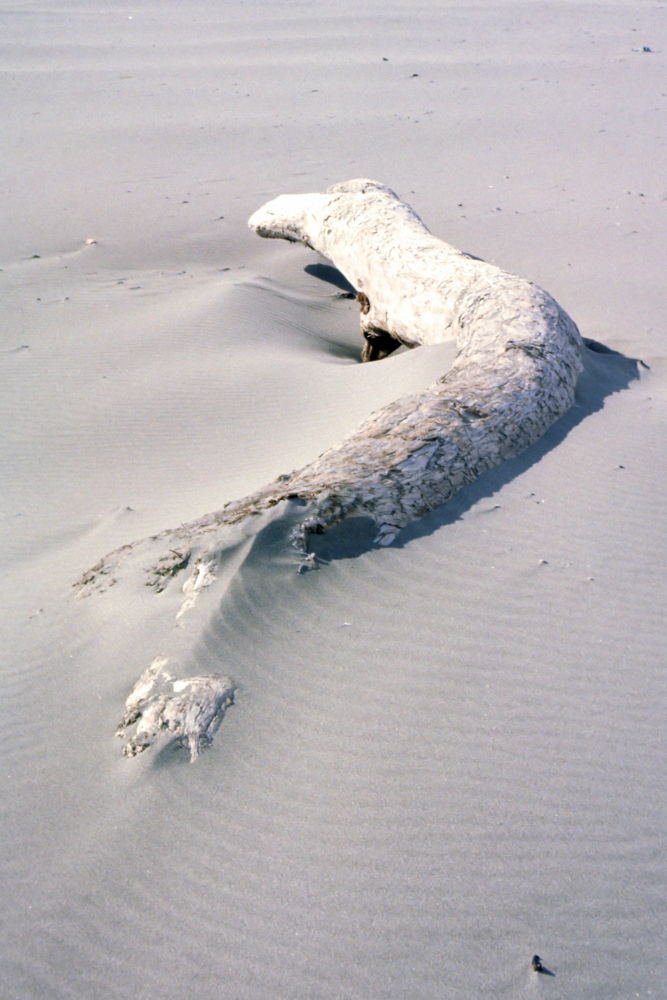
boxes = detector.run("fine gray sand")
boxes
[2,3,666,998]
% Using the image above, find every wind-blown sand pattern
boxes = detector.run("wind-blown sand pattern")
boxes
[80,180,583,755]
[3,3,667,996]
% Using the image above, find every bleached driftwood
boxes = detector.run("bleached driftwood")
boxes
[245,179,583,546]
[116,657,235,761]
[80,180,584,759]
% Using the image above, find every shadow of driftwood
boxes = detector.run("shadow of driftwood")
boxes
[304,262,357,297]
[309,340,645,563]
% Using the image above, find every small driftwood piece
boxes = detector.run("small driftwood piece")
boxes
[80,180,583,759]
[116,657,235,762]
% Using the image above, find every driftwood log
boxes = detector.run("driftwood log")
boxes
[247,179,583,546]
[80,180,584,758]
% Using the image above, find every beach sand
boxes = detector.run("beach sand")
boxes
[1,2,666,997]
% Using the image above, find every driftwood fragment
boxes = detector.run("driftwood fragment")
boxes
[116,657,235,762]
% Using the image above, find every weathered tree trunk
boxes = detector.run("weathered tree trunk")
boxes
[78,180,584,758]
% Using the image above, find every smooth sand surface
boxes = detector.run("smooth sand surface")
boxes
[2,2,666,997]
